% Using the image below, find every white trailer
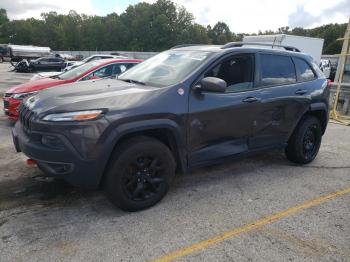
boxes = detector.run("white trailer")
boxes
[7,44,51,62]
[243,34,324,64]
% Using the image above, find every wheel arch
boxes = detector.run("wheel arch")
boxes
[308,102,329,134]
[290,102,328,139]
[98,119,187,187]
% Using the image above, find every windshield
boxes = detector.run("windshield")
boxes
[118,50,213,87]
[82,55,95,63]
[56,61,100,80]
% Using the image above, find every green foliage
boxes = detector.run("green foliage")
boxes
[0,1,347,54]
[0,8,9,25]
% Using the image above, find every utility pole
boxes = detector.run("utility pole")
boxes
[330,17,350,125]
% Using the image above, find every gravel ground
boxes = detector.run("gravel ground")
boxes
[0,63,349,262]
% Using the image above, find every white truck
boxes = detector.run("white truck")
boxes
[4,44,52,62]
[243,34,324,64]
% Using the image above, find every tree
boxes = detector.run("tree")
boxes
[0,6,346,54]
[208,22,235,44]
[0,8,9,25]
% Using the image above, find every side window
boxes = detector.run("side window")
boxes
[49,58,59,62]
[90,56,102,62]
[204,54,254,93]
[294,57,316,82]
[260,54,296,86]
[81,65,114,81]
[112,63,137,76]
[112,64,126,76]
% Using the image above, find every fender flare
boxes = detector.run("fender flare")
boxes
[288,102,329,139]
[309,102,328,113]
[96,119,187,185]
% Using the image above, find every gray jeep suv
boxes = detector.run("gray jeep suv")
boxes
[12,42,330,211]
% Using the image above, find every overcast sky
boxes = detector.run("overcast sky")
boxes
[2,0,349,33]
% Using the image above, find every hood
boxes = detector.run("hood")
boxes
[30,72,62,81]
[6,77,68,94]
[26,78,163,116]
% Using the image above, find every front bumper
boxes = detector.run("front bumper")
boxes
[3,97,21,120]
[12,121,105,189]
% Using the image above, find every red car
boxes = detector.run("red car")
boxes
[3,58,142,120]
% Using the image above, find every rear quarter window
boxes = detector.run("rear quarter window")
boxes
[294,57,316,82]
[260,54,296,86]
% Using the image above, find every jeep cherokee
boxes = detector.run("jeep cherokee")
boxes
[12,43,330,211]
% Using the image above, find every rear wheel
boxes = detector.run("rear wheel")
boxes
[104,136,176,211]
[285,116,322,164]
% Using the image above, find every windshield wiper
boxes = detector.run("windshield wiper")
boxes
[120,79,146,85]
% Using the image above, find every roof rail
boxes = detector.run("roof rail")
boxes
[221,42,301,52]
[171,44,203,49]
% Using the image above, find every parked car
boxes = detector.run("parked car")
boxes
[64,54,128,71]
[30,61,78,81]
[329,62,338,81]
[28,56,67,71]
[3,58,141,120]
[319,59,331,79]
[12,56,68,73]
[12,43,330,211]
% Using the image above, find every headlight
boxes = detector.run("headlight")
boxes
[42,110,104,122]
[12,91,38,100]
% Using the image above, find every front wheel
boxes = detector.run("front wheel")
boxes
[104,136,176,211]
[285,116,322,164]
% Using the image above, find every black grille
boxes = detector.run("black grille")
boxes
[18,104,35,131]
[3,100,9,108]
[3,93,12,98]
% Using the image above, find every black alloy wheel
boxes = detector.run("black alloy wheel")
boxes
[104,136,176,211]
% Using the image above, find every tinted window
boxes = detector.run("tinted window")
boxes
[294,57,315,82]
[260,54,296,86]
[112,63,135,75]
[87,56,102,62]
[205,54,254,93]
[57,61,101,80]
[81,65,114,80]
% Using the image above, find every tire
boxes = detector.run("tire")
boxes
[104,136,176,211]
[285,116,322,164]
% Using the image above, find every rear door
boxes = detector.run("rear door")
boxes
[249,53,311,149]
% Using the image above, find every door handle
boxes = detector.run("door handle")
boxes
[242,97,259,103]
[295,89,307,95]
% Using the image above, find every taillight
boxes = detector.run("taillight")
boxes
[327,79,332,88]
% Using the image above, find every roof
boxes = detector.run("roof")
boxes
[171,43,312,59]
[243,34,324,41]
[90,58,143,65]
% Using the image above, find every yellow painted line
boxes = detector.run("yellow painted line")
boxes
[151,186,350,262]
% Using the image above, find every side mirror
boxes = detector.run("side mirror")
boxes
[196,77,227,93]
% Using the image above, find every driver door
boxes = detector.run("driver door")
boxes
[188,53,260,166]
